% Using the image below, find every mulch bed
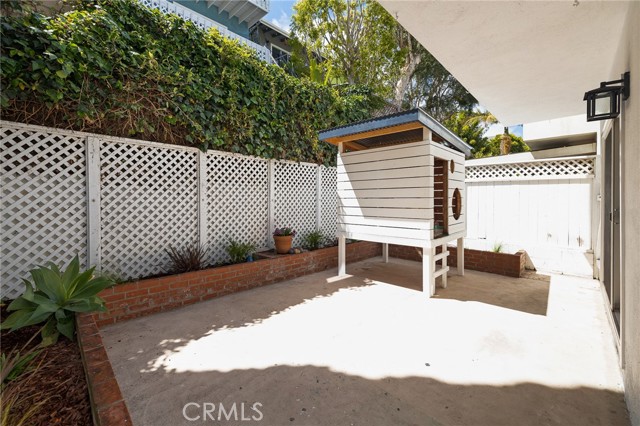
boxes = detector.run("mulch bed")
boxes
[1,305,92,426]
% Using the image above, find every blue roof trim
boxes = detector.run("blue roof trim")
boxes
[319,108,472,157]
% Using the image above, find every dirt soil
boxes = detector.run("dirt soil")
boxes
[1,306,92,426]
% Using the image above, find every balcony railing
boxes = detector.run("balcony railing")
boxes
[139,0,274,64]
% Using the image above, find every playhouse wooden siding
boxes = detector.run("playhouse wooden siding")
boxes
[336,139,465,248]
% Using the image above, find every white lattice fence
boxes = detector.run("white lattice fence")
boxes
[1,121,340,297]
[274,161,318,247]
[1,126,88,299]
[466,156,596,182]
[207,153,270,263]
[100,140,199,280]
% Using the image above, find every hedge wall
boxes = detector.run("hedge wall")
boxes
[0,0,379,164]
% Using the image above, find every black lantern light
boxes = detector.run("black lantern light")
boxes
[584,72,630,122]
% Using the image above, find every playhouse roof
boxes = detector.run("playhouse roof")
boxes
[319,108,473,157]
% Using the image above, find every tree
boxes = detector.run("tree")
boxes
[390,21,421,109]
[444,111,488,154]
[291,0,403,99]
[474,133,530,158]
[403,48,476,122]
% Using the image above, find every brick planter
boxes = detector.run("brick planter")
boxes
[76,241,380,425]
[76,313,132,426]
[94,241,381,327]
[389,245,526,278]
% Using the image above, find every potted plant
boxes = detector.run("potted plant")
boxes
[273,226,296,254]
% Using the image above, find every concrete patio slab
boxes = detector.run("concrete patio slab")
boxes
[101,257,629,426]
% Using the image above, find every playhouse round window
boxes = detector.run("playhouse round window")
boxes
[450,160,455,174]
[452,188,462,220]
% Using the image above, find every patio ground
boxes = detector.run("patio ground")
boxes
[101,257,629,426]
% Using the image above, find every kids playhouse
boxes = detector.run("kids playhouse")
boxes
[319,108,472,296]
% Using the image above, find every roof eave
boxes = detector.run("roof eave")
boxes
[319,108,473,158]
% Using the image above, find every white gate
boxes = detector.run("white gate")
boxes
[465,155,597,275]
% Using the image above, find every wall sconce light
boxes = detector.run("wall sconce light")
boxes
[584,72,630,121]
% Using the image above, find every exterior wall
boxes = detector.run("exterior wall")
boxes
[175,0,250,38]
[336,140,465,248]
[610,3,640,424]
[523,114,599,141]
[251,24,292,55]
[430,141,466,236]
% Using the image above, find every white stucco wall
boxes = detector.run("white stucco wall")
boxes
[610,3,640,424]
[522,115,599,141]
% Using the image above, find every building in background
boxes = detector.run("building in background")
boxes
[139,0,276,63]
[249,20,293,69]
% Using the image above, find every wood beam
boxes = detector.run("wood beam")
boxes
[325,122,425,145]
[344,141,366,151]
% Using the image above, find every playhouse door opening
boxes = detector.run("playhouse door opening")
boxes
[434,158,449,238]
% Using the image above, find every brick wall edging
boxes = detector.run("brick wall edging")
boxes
[388,245,526,277]
[95,241,381,327]
[76,313,133,426]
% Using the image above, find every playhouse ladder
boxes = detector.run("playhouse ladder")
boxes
[423,243,449,296]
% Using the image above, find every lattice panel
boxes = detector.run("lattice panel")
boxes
[320,166,338,242]
[206,153,269,263]
[274,162,318,247]
[1,127,87,299]
[466,157,596,181]
[100,141,198,280]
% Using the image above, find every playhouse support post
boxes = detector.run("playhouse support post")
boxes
[382,243,389,263]
[441,243,448,289]
[338,235,346,276]
[423,246,436,297]
[457,237,465,276]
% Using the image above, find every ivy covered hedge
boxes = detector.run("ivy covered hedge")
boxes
[0,0,379,164]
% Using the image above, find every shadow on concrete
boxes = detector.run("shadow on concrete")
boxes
[436,271,551,316]
[117,364,630,426]
[348,259,551,316]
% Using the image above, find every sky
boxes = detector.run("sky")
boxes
[263,0,296,32]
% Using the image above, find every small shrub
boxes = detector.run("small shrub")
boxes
[165,243,208,274]
[1,340,40,388]
[226,240,256,264]
[1,353,50,426]
[492,242,504,253]
[0,256,114,345]
[303,231,324,251]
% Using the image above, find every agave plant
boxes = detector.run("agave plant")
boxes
[0,256,114,346]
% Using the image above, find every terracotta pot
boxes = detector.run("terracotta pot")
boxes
[274,235,293,254]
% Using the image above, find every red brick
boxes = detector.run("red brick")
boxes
[96,318,116,328]
[84,346,110,368]
[98,401,133,426]
[92,377,124,407]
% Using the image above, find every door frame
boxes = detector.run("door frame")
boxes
[600,112,625,368]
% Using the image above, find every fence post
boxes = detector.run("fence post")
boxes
[316,165,322,231]
[267,159,276,247]
[86,136,101,270]
[197,150,208,248]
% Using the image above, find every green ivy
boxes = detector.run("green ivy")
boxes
[0,0,379,164]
